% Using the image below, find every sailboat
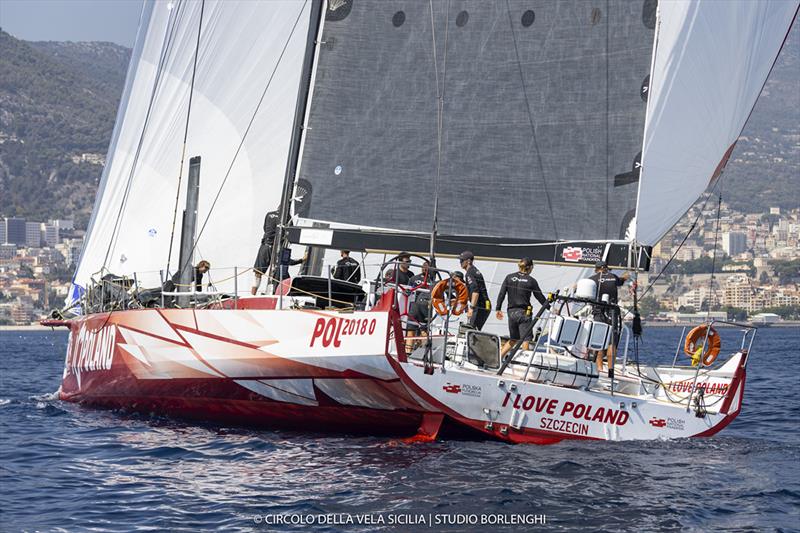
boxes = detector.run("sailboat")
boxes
[47,0,797,442]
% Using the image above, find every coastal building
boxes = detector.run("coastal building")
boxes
[677,287,718,310]
[25,222,42,248]
[3,218,26,246]
[0,244,16,260]
[750,312,781,324]
[41,222,59,247]
[722,232,747,256]
[51,219,74,232]
[666,311,727,324]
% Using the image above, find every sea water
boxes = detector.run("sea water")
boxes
[1,327,798,531]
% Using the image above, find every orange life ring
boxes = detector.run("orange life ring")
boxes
[684,325,721,366]
[431,278,469,316]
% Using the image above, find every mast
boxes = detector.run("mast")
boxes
[270,0,325,288]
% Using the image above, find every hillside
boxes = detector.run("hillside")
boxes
[0,31,129,227]
[723,20,800,213]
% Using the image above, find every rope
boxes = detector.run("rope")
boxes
[428,0,450,262]
[638,179,722,301]
[165,0,205,278]
[706,185,723,318]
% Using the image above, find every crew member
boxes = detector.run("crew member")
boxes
[333,250,361,283]
[590,260,629,376]
[409,260,435,288]
[384,252,414,286]
[495,258,546,357]
[252,210,279,295]
[460,250,490,330]
[272,247,307,288]
[162,260,211,306]
[406,271,463,351]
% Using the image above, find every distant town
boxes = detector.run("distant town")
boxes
[0,203,798,326]
[0,217,83,325]
[636,203,799,326]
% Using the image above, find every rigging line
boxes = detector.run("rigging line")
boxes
[102,0,186,270]
[638,178,722,301]
[428,0,450,260]
[706,182,723,319]
[505,0,557,239]
[165,0,206,278]
[604,0,610,237]
[181,1,309,272]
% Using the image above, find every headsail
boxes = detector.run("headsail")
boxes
[290,0,656,265]
[636,0,799,246]
[71,0,313,298]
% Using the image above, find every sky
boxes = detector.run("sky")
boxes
[0,0,142,47]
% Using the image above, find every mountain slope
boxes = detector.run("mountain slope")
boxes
[0,31,129,226]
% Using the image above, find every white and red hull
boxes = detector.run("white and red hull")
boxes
[56,299,749,443]
[58,302,429,435]
[387,350,748,444]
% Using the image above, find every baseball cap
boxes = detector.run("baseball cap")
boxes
[595,260,607,269]
[458,250,474,262]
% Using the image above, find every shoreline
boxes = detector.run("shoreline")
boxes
[0,325,67,331]
[1,321,798,332]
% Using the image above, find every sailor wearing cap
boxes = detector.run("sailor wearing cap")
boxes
[495,258,547,357]
[459,250,490,330]
[590,260,629,375]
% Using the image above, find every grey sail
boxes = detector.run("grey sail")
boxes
[294,0,655,246]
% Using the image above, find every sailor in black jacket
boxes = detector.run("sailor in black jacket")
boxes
[495,258,546,356]
[460,251,490,330]
[252,210,279,294]
[333,250,361,283]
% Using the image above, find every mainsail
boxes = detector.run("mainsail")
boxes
[290,0,656,264]
[636,0,799,246]
[71,0,313,296]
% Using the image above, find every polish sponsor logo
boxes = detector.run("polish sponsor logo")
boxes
[579,246,605,263]
[667,379,729,396]
[443,383,462,394]
[562,247,582,262]
[649,416,685,431]
[501,393,629,426]
[310,317,378,348]
[561,246,604,264]
[67,324,116,374]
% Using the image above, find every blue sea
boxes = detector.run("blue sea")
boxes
[1,327,798,532]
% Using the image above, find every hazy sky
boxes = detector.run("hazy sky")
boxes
[0,0,142,47]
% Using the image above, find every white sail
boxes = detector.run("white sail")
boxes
[636,0,798,246]
[71,0,311,299]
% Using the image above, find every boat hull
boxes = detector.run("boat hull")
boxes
[387,351,747,444]
[59,307,426,435]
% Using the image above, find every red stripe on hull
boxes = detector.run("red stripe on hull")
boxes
[63,391,423,436]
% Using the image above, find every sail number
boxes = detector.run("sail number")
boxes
[310,317,377,348]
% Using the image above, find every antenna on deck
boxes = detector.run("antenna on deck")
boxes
[177,156,201,307]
